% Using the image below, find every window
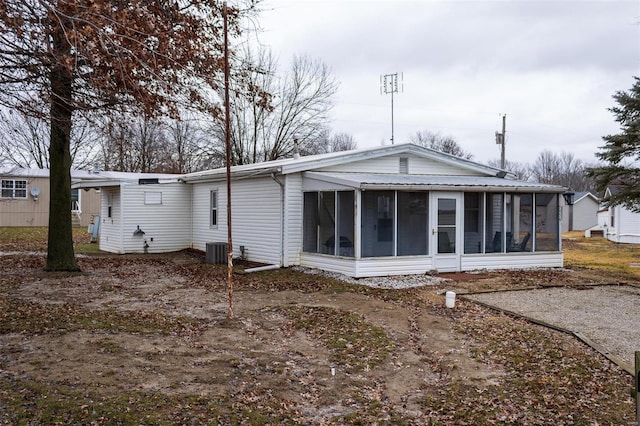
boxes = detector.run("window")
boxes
[107,193,113,218]
[464,193,483,254]
[485,193,504,252]
[303,192,319,253]
[303,191,355,257]
[71,188,80,211]
[1,179,27,199]
[398,192,428,255]
[362,191,395,257]
[506,193,533,252]
[535,193,559,251]
[210,190,218,227]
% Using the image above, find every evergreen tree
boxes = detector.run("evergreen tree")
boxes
[587,77,640,210]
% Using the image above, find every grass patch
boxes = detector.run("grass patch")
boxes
[0,296,204,336]
[563,232,640,279]
[0,226,95,253]
[0,374,301,425]
[281,305,394,372]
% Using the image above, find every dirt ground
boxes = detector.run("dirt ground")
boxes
[0,251,636,424]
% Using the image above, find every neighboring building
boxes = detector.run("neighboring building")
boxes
[75,144,566,277]
[590,186,640,244]
[0,167,101,227]
[561,191,599,232]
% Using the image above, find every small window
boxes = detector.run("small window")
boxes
[107,193,113,218]
[399,157,409,174]
[1,179,27,198]
[210,190,218,227]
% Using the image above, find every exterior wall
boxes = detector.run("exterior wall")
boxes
[120,183,192,253]
[284,173,303,267]
[0,176,50,226]
[608,205,640,244]
[317,154,480,176]
[99,187,123,253]
[561,196,599,232]
[98,183,191,254]
[191,176,282,265]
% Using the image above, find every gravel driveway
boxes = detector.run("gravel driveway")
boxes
[464,285,640,373]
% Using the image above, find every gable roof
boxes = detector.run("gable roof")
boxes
[181,143,512,183]
[573,191,599,204]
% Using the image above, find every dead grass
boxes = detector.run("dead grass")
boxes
[0,226,95,253]
[0,228,637,424]
[562,231,640,281]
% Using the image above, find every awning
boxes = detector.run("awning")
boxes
[303,172,565,193]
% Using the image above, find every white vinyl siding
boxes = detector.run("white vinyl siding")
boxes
[191,177,282,265]
[99,183,191,254]
[284,173,303,266]
[120,183,191,253]
[317,154,481,176]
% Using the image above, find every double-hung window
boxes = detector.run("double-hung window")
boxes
[1,179,27,199]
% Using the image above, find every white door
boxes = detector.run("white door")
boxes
[431,193,461,272]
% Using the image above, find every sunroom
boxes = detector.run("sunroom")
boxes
[300,173,564,277]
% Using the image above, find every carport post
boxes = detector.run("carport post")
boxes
[636,351,640,426]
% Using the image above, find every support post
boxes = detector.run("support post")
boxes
[636,351,639,426]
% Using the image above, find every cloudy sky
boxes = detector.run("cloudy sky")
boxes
[253,0,639,165]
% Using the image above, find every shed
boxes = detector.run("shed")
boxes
[561,191,599,232]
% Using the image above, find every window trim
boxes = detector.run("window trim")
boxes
[1,179,28,199]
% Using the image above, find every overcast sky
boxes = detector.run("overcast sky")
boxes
[253,0,639,165]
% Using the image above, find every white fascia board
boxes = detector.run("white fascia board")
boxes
[180,167,282,183]
[359,183,564,193]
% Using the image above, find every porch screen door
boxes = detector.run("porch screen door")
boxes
[432,193,460,272]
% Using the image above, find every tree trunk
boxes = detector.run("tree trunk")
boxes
[46,28,79,272]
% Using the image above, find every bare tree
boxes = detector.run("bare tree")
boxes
[0,108,99,169]
[0,0,250,270]
[409,130,473,159]
[530,150,594,191]
[301,129,357,155]
[207,50,339,165]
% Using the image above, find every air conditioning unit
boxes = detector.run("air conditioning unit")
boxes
[206,242,228,264]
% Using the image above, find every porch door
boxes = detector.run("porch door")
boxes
[432,193,461,272]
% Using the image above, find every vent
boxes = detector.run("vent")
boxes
[399,157,409,174]
[139,178,159,185]
[206,242,228,264]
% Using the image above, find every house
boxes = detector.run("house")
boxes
[0,167,101,227]
[561,191,599,232]
[588,186,640,244]
[75,143,566,277]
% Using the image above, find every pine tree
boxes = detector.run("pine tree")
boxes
[587,77,640,210]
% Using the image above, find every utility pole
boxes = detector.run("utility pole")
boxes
[495,114,507,169]
[381,73,402,144]
[223,2,234,320]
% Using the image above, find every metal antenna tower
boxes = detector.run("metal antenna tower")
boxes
[380,72,403,144]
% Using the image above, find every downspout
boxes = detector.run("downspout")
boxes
[271,172,285,267]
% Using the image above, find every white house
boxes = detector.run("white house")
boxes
[590,186,640,244]
[76,144,566,277]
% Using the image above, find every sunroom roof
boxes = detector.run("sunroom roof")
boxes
[303,172,565,193]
